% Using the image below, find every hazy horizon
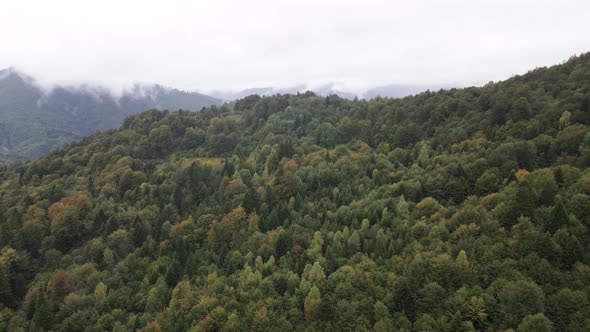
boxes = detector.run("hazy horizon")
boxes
[1,0,589,94]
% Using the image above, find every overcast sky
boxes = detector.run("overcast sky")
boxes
[1,0,589,93]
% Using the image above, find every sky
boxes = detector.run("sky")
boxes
[1,0,589,94]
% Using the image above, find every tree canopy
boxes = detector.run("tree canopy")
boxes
[1,53,590,331]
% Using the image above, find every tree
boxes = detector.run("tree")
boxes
[208,133,239,155]
[546,288,588,329]
[559,111,572,130]
[547,196,569,234]
[475,170,500,195]
[347,230,361,253]
[145,278,169,313]
[307,231,324,261]
[414,314,439,332]
[502,180,535,228]
[490,91,510,125]
[32,292,51,330]
[272,170,302,201]
[167,280,194,328]
[316,123,336,147]
[149,125,173,157]
[242,187,260,213]
[373,300,394,332]
[336,116,371,144]
[275,232,292,258]
[0,246,16,307]
[224,311,242,331]
[140,321,162,332]
[48,191,93,250]
[165,258,183,287]
[108,229,133,260]
[94,282,107,303]
[47,269,70,300]
[182,127,206,148]
[511,97,532,122]
[307,262,326,284]
[394,124,423,147]
[497,280,545,328]
[304,286,321,322]
[517,313,553,332]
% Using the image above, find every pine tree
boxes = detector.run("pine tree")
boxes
[554,167,564,187]
[33,292,52,330]
[243,187,259,213]
[0,258,14,308]
[132,216,147,246]
[548,196,568,234]
[165,258,183,287]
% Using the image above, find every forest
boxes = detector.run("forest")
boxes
[0,53,589,331]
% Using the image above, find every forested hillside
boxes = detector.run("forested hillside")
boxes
[0,53,589,331]
[0,69,221,162]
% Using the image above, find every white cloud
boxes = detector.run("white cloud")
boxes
[1,0,588,93]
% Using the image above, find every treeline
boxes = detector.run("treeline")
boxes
[0,53,589,331]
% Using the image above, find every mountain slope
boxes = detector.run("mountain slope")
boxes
[0,54,589,331]
[0,69,221,161]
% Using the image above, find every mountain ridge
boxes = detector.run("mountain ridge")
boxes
[0,68,222,162]
[208,82,454,101]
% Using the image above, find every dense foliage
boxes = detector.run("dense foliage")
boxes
[1,54,590,331]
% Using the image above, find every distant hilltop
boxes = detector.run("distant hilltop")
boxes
[208,82,454,101]
[0,68,222,161]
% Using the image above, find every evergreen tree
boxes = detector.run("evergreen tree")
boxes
[33,292,52,330]
[304,286,322,322]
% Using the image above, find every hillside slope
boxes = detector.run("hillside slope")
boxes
[0,54,589,331]
[0,69,221,161]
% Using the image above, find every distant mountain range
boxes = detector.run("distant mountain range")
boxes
[208,85,353,101]
[363,83,454,99]
[0,68,221,162]
[209,83,453,101]
[0,67,452,162]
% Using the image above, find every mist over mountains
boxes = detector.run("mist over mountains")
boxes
[209,82,453,101]
[1,0,589,329]
[0,67,453,162]
[0,68,221,161]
